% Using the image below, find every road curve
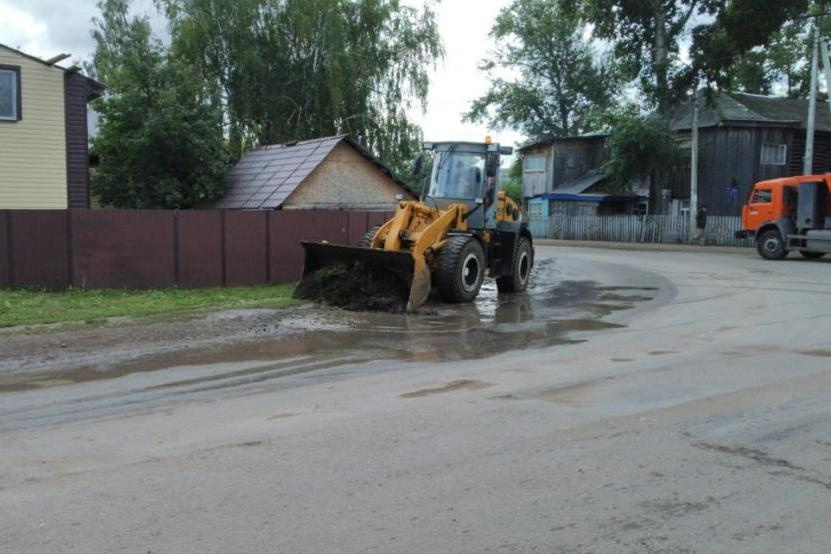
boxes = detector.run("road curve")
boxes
[2,245,831,553]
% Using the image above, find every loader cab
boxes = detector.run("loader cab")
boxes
[423,140,513,229]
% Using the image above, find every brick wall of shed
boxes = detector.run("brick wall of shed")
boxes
[282,143,413,210]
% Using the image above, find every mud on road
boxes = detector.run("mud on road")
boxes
[0,256,666,401]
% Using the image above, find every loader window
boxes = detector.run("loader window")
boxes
[750,189,772,204]
[429,152,486,199]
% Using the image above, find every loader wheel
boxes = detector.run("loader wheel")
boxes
[496,236,532,293]
[799,250,825,259]
[358,225,382,248]
[756,230,788,260]
[436,236,485,303]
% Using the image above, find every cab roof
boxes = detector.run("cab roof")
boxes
[754,175,831,188]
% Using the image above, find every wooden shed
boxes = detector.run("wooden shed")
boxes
[211,135,415,210]
[519,133,643,216]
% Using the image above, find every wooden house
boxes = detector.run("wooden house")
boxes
[520,92,831,217]
[666,92,831,216]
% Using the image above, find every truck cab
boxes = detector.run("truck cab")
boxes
[738,175,831,260]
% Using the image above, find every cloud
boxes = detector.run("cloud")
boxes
[0,2,50,56]
[0,0,166,66]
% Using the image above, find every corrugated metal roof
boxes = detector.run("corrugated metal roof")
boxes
[212,135,414,210]
[554,170,606,195]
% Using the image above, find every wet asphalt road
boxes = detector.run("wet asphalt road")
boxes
[2,245,831,553]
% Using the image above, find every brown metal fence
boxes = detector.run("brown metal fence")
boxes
[0,209,394,290]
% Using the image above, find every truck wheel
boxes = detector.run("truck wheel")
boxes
[756,230,788,260]
[358,225,382,248]
[436,236,485,303]
[496,236,532,293]
[799,250,826,259]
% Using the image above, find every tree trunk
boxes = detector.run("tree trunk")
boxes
[653,0,670,115]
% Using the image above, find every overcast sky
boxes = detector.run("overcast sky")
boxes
[0,0,525,149]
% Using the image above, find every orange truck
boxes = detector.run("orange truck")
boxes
[736,175,831,260]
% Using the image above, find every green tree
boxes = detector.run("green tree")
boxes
[89,0,228,208]
[160,0,442,175]
[688,0,810,93]
[500,158,524,204]
[722,14,831,98]
[465,0,619,141]
[583,0,808,111]
[602,110,684,196]
[583,0,713,114]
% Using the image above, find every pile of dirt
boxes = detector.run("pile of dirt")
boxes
[293,262,410,312]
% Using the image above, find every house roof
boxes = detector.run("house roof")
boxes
[554,170,607,195]
[213,135,414,210]
[0,43,105,100]
[669,91,831,133]
[520,92,831,153]
[518,132,607,152]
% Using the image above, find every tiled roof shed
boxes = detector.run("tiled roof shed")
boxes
[212,135,416,210]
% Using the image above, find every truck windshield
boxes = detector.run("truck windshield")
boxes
[429,152,485,199]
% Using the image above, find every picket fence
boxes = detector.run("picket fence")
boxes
[528,214,754,248]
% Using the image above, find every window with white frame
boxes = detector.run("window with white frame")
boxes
[0,66,20,121]
[760,143,786,166]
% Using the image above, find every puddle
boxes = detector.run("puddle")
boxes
[1,259,659,394]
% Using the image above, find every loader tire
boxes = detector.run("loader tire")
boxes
[436,236,485,303]
[496,236,532,293]
[358,225,382,248]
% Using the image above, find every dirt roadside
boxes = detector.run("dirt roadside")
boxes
[0,255,666,392]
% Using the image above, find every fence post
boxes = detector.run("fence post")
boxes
[172,210,181,286]
[6,211,14,287]
[66,210,74,288]
[265,211,272,283]
[220,210,227,287]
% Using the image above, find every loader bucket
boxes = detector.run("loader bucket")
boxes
[294,242,431,312]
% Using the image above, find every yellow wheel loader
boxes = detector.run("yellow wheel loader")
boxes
[294,139,533,311]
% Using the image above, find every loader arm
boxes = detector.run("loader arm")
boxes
[368,201,468,310]
[369,201,468,254]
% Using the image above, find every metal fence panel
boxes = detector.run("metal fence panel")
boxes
[9,211,70,290]
[224,211,268,286]
[269,210,350,283]
[177,211,224,288]
[71,210,176,289]
[347,211,370,245]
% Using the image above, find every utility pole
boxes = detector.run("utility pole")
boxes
[821,37,831,115]
[689,93,699,242]
[804,19,820,175]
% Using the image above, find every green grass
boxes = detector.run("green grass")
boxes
[0,284,298,328]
